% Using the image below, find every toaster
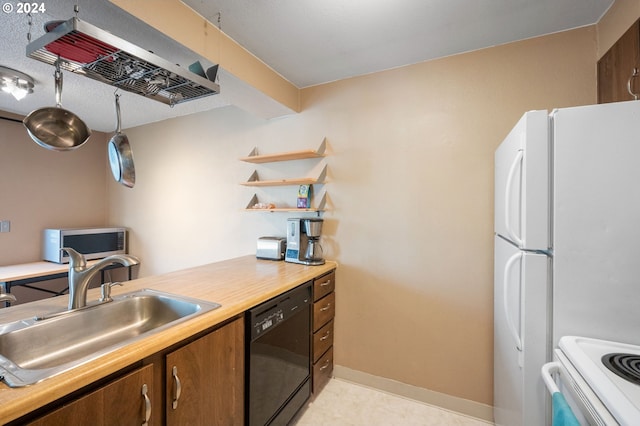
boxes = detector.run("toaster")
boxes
[256,237,287,260]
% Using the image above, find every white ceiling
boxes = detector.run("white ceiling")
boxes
[0,0,614,132]
[184,0,614,88]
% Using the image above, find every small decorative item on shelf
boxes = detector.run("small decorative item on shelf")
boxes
[297,185,312,208]
[252,202,276,209]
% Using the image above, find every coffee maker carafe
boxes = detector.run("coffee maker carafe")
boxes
[285,218,325,265]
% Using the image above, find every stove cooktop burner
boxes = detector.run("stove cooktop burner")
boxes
[602,353,640,386]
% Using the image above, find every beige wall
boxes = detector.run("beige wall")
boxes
[106,26,596,416]
[0,117,109,265]
[309,27,595,408]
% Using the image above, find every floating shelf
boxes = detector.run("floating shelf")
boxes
[240,138,329,215]
[241,177,316,187]
[241,165,327,187]
[240,139,326,164]
[245,192,327,213]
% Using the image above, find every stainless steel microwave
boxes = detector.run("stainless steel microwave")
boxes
[43,227,128,263]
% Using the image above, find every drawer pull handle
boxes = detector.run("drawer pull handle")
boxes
[142,383,151,426]
[319,359,331,371]
[172,366,182,410]
[320,303,332,312]
[319,280,331,287]
[320,331,331,341]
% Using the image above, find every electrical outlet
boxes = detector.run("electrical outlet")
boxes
[0,220,10,233]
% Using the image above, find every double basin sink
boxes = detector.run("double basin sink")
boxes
[0,289,221,387]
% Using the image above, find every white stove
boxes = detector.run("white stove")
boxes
[554,336,640,425]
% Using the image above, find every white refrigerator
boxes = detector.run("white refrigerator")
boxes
[494,100,640,426]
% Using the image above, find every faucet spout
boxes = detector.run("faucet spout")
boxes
[62,247,140,310]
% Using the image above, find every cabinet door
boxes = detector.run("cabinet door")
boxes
[102,364,156,426]
[166,317,244,426]
[28,364,155,426]
[27,392,103,426]
[598,19,640,103]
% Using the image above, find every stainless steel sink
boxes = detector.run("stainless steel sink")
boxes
[0,289,221,387]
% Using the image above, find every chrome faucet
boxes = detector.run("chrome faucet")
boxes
[62,247,140,310]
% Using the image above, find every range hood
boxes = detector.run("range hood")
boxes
[26,17,220,106]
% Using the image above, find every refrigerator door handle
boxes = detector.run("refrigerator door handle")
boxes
[503,251,523,352]
[505,149,524,247]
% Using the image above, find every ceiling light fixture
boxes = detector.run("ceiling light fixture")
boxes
[0,66,34,101]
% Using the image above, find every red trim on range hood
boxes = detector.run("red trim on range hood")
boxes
[45,33,117,64]
[43,19,117,64]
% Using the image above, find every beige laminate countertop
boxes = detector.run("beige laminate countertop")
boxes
[0,255,337,424]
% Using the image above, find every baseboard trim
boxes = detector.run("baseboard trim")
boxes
[332,365,494,423]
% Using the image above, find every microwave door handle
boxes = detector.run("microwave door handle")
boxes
[505,149,524,246]
[503,252,523,352]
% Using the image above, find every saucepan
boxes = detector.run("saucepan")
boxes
[23,60,91,151]
[107,93,135,188]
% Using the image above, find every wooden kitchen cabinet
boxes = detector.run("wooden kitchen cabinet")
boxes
[18,317,244,426]
[311,269,336,394]
[598,19,640,103]
[26,364,155,426]
[165,316,244,426]
[314,320,334,361]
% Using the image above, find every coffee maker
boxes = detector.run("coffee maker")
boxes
[285,218,325,265]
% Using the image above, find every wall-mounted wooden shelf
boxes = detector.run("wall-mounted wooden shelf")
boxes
[240,139,326,164]
[245,192,327,214]
[240,138,329,215]
[241,177,316,187]
[240,165,327,187]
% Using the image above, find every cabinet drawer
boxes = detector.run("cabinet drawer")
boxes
[313,270,335,302]
[313,292,335,332]
[313,320,334,362]
[313,346,333,394]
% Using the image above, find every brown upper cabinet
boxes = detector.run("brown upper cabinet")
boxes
[598,19,640,103]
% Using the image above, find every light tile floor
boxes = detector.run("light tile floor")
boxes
[295,379,494,426]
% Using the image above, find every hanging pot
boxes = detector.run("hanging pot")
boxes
[107,93,135,188]
[23,61,91,151]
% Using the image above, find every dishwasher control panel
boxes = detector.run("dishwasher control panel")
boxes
[248,281,311,341]
[256,310,284,335]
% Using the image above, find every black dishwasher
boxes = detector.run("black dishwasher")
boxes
[246,282,312,426]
